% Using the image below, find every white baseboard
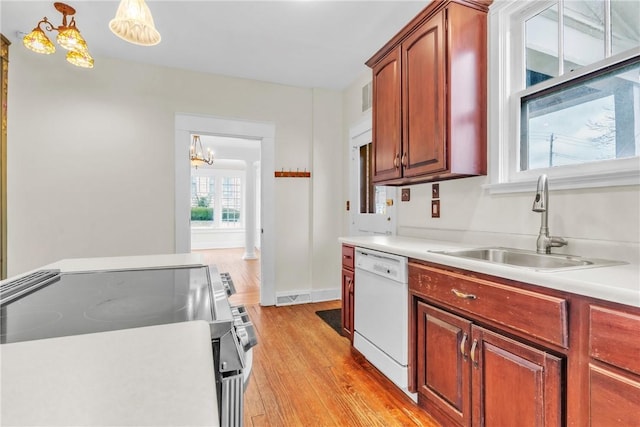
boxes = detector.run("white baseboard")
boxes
[275,288,340,306]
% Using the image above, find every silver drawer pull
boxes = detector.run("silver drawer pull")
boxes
[451,289,477,300]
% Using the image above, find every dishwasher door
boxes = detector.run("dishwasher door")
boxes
[354,248,409,390]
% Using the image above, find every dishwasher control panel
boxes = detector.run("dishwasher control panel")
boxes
[355,248,408,283]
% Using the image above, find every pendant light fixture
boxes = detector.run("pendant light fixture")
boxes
[190,135,214,169]
[109,0,161,46]
[22,2,94,68]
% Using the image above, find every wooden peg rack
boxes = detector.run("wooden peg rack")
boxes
[274,170,311,178]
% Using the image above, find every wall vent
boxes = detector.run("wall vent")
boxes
[362,81,372,112]
[276,292,311,306]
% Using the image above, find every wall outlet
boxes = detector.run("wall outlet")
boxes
[432,183,440,199]
[401,188,410,201]
[431,199,440,218]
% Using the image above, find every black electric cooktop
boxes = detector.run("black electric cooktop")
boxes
[0,266,215,344]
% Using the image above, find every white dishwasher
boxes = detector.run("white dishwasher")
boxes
[354,247,415,400]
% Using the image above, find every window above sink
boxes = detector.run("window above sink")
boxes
[487,0,640,194]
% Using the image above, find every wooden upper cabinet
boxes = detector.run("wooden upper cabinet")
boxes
[371,48,402,182]
[367,0,488,185]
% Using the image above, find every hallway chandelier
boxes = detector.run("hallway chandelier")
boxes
[109,0,161,46]
[22,2,94,68]
[190,135,214,169]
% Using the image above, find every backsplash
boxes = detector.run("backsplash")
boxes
[397,176,640,265]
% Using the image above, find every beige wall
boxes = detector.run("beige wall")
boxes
[7,47,343,296]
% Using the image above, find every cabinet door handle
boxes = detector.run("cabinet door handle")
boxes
[470,339,479,368]
[343,255,352,260]
[393,153,400,168]
[451,289,477,300]
[401,152,408,167]
[460,333,468,360]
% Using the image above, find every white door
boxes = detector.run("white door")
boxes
[349,117,396,236]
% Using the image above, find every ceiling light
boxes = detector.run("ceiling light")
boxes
[66,48,94,68]
[109,0,161,46]
[190,135,214,169]
[23,2,94,68]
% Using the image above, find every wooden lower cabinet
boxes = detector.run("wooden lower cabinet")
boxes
[589,364,640,427]
[341,244,355,341]
[415,299,563,427]
[588,304,640,426]
[471,326,562,427]
[341,267,354,340]
[416,302,471,426]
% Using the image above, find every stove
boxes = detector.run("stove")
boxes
[0,264,256,427]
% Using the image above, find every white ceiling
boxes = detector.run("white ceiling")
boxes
[1,0,428,90]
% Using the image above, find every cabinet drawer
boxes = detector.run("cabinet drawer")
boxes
[342,245,355,270]
[409,263,568,347]
[590,305,640,375]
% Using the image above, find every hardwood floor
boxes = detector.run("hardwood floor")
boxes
[193,248,260,306]
[193,248,440,427]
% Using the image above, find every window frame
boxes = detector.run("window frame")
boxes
[191,168,245,229]
[487,0,640,194]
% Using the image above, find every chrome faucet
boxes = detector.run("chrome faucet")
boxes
[532,174,568,254]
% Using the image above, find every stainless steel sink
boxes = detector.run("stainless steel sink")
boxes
[430,247,626,272]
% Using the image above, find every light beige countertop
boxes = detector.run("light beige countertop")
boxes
[1,321,219,427]
[42,252,206,273]
[340,235,640,308]
[1,253,206,286]
[1,253,217,426]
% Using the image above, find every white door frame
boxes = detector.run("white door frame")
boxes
[175,113,276,306]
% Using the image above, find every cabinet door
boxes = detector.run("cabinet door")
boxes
[416,301,472,427]
[589,364,640,427]
[372,47,402,182]
[401,10,446,177]
[341,268,354,341]
[471,326,562,427]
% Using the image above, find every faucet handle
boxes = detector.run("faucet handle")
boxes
[549,236,568,248]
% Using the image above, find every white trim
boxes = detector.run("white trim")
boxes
[175,113,277,306]
[488,0,640,194]
[311,288,341,303]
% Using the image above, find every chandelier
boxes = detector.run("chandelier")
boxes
[190,135,214,169]
[109,0,161,46]
[22,2,94,68]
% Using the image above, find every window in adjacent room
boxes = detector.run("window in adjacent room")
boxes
[191,173,243,229]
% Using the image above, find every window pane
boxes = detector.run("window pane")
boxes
[191,177,215,225]
[374,187,387,215]
[611,0,640,56]
[221,177,241,228]
[526,4,559,87]
[359,144,374,214]
[358,142,386,215]
[563,1,605,72]
[521,58,640,171]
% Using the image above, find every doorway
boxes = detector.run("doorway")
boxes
[349,116,397,236]
[189,135,260,256]
[175,113,276,306]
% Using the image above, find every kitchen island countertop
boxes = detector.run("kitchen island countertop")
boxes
[340,235,640,308]
[1,253,218,427]
[1,320,219,427]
